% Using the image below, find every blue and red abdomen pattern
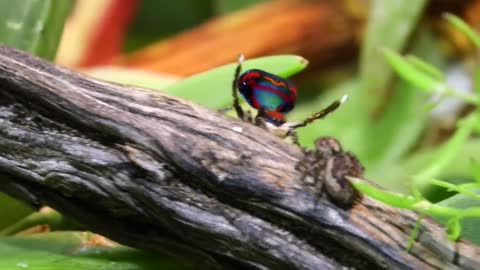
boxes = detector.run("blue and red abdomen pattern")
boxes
[237,69,297,114]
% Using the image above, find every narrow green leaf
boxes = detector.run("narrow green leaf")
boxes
[0,208,79,236]
[383,48,443,91]
[407,213,425,251]
[84,67,179,90]
[446,217,462,241]
[428,178,480,201]
[0,0,72,60]
[384,48,479,104]
[164,55,308,109]
[364,28,439,173]
[444,13,480,48]
[435,192,480,244]
[471,159,480,185]
[359,0,428,112]
[214,0,264,13]
[349,177,418,208]
[0,194,32,230]
[413,112,479,191]
[0,232,192,270]
[406,55,445,81]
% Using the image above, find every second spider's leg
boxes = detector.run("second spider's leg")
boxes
[289,95,348,130]
[232,54,245,120]
[296,148,324,189]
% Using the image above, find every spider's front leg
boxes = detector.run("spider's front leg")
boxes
[296,137,363,207]
[232,54,245,120]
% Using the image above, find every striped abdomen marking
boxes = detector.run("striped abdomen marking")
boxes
[237,69,297,114]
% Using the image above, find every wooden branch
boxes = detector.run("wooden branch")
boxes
[0,45,478,269]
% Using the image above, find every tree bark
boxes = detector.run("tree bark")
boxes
[0,45,478,269]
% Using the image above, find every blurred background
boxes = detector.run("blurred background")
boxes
[0,0,479,269]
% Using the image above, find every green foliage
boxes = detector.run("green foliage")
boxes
[0,0,72,60]
[214,0,265,13]
[0,194,33,231]
[359,0,428,113]
[355,13,480,244]
[164,55,308,108]
[0,208,80,236]
[444,14,480,48]
[383,48,479,104]
[0,232,192,270]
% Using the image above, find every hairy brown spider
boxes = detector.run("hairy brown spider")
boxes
[296,137,364,207]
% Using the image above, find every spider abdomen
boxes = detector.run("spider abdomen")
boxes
[237,69,297,114]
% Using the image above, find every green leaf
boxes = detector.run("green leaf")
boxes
[435,192,480,244]
[474,68,480,95]
[349,177,418,208]
[407,214,425,251]
[413,112,479,192]
[0,208,79,236]
[444,13,480,48]
[383,48,443,92]
[84,67,179,90]
[164,55,308,109]
[384,48,479,104]
[214,0,264,13]
[471,159,480,185]
[427,179,480,201]
[406,55,445,81]
[365,29,440,170]
[0,0,73,60]
[446,217,462,241]
[0,194,32,231]
[0,232,192,270]
[359,0,428,113]
[390,139,480,196]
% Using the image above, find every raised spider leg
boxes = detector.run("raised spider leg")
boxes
[232,54,245,120]
[289,95,348,130]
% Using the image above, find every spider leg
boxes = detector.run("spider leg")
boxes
[296,149,323,189]
[232,54,245,120]
[289,130,300,146]
[289,95,348,130]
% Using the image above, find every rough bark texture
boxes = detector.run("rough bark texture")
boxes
[0,45,479,269]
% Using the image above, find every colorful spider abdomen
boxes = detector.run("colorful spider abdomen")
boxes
[237,69,297,114]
